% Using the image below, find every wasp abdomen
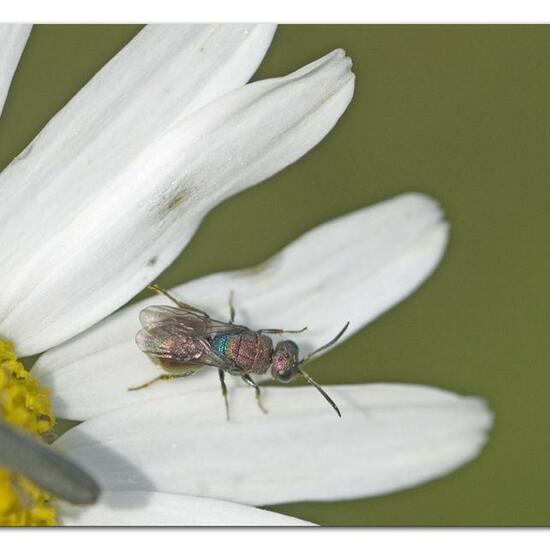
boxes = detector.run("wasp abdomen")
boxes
[212,331,273,374]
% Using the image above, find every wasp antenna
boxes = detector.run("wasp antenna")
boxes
[298,369,341,418]
[298,322,350,365]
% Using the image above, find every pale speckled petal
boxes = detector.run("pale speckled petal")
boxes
[0,42,353,356]
[35,193,448,420]
[58,491,312,526]
[53,385,493,505]
[0,24,31,117]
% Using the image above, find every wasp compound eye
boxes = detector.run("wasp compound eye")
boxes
[276,369,294,383]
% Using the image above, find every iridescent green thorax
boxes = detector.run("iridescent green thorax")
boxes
[212,333,233,358]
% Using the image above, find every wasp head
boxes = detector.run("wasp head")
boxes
[271,340,300,383]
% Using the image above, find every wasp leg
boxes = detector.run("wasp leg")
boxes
[228,290,236,324]
[258,326,308,335]
[241,375,268,415]
[148,284,210,317]
[218,369,230,421]
[128,373,190,391]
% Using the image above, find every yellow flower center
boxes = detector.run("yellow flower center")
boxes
[0,339,56,526]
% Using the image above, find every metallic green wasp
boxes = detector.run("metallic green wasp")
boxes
[131,285,349,419]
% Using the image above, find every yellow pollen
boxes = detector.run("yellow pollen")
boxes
[0,339,56,526]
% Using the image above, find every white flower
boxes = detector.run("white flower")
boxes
[0,24,493,526]
[0,23,353,356]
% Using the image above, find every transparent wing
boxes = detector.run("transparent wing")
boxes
[139,305,209,334]
[136,319,236,371]
[139,305,247,336]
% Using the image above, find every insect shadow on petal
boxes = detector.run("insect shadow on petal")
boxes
[130,284,349,420]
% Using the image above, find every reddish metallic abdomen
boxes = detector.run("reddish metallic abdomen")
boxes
[214,331,273,374]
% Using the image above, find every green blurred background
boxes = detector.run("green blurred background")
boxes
[1,25,548,526]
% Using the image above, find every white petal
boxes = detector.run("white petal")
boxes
[59,491,312,526]
[0,24,31,117]
[0,23,276,353]
[53,385,493,505]
[35,193,448,420]
[0,45,352,356]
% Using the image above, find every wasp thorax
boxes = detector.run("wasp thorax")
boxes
[271,340,299,383]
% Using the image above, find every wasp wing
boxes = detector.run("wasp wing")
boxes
[139,305,247,337]
[139,305,209,334]
[137,306,236,370]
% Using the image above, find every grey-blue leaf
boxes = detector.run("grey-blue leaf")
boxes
[0,420,99,505]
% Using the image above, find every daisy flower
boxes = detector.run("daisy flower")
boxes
[0,24,493,526]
